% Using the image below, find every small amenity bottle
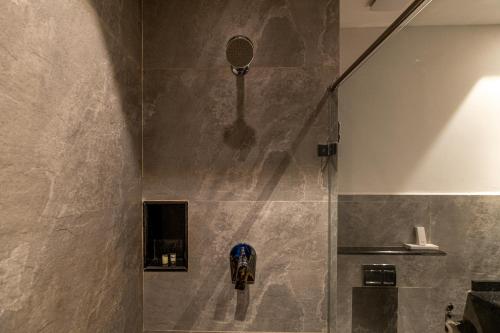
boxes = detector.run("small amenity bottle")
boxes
[169,253,176,266]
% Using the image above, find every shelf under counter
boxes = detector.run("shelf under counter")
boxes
[338,246,446,256]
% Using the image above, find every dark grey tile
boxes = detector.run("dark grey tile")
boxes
[431,195,500,315]
[352,287,398,333]
[142,1,339,331]
[337,248,446,332]
[337,195,500,333]
[0,0,142,331]
[143,201,328,332]
[338,195,431,247]
[143,67,334,202]
[143,0,339,69]
[398,288,442,333]
[89,0,142,60]
[431,196,500,274]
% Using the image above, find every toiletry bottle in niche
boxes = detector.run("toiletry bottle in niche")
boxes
[160,240,169,265]
[169,244,176,266]
[161,254,169,266]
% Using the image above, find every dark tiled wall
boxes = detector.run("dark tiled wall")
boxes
[0,0,142,332]
[142,1,339,332]
[338,195,500,333]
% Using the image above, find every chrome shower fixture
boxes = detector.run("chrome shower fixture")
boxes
[226,35,254,76]
[230,243,256,290]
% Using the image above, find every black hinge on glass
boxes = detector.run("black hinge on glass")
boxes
[317,143,337,157]
[318,122,340,157]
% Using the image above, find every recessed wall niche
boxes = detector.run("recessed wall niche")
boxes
[143,201,188,271]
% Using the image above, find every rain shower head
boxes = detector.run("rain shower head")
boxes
[226,35,254,76]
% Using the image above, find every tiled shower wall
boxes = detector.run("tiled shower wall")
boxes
[337,195,500,333]
[0,1,142,332]
[142,1,339,332]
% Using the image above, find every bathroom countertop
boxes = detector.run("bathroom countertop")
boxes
[470,291,500,308]
[464,291,500,330]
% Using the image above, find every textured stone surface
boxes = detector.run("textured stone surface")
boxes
[398,288,442,333]
[338,195,431,247]
[144,201,328,332]
[337,255,446,333]
[143,0,339,70]
[142,0,339,332]
[0,1,142,332]
[143,67,333,202]
[337,195,500,333]
[352,287,397,333]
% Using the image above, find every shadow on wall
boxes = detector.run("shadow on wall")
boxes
[84,0,143,329]
[87,0,142,163]
[174,90,332,330]
[235,288,250,321]
[140,1,340,331]
[87,0,333,329]
[0,1,142,332]
[223,75,256,161]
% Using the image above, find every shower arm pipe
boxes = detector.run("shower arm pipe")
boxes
[328,0,432,93]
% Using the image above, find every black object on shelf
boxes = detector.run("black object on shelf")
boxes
[338,246,446,256]
[143,201,188,271]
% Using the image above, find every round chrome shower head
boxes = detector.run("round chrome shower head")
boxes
[226,35,254,76]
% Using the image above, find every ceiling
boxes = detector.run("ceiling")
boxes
[341,0,500,28]
[410,0,500,26]
[340,0,412,28]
